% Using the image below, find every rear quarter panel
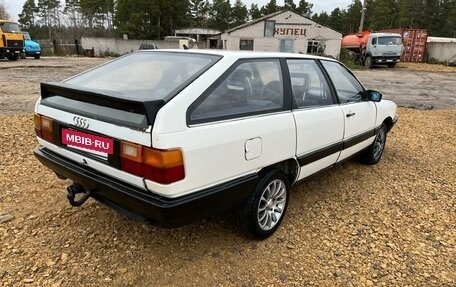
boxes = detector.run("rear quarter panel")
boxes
[147,56,297,198]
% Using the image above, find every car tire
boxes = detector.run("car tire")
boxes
[387,63,396,68]
[360,123,387,165]
[20,53,26,59]
[34,55,41,59]
[239,169,290,239]
[364,56,373,68]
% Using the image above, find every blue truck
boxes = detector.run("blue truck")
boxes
[21,31,41,59]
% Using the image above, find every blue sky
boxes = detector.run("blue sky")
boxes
[4,0,353,21]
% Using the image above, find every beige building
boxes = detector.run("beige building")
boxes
[219,10,342,58]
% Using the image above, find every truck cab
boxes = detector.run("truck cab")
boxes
[364,32,403,68]
[0,20,24,61]
[21,31,41,59]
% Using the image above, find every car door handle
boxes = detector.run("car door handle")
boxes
[346,112,356,117]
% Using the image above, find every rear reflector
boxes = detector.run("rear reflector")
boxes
[34,114,42,138]
[120,141,185,184]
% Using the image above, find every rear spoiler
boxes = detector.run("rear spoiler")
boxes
[40,82,165,129]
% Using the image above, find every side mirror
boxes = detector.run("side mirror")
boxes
[365,90,382,102]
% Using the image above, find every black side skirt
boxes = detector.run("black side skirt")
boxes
[297,128,377,167]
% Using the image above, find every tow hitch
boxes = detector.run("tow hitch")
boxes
[66,183,92,207]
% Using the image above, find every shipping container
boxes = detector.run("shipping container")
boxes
[380,28,428,62]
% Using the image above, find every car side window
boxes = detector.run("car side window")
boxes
[189,59,284,123]
[287,59,334,108]
[321,61,364,103]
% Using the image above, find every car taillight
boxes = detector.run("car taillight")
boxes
[34,114,54,142]
[120,141,185,184]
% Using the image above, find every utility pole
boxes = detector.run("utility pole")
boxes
[358,0,366,34]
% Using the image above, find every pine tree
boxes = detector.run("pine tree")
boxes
[345,0,363,33]
[364,0,397,30]
[159,0,190,37]
[423,0,442,36]
[249,3,262,20]
[79,0,103,28]
[231,0,248,27]
[189,0,210,27]
[63,0,80,27]
[19,0,38,28]
[114,0,189,39]
[327,7,346,32]
[209,0,231,30]
[263,0,279,15]
[284,0,296,10]
[37,0,61,27]
[396,0,426,28]
[297,0,313,16]
[114,0,161,39]
[441,0,456,37]
[312,12,330,27]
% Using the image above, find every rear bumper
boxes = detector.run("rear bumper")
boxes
[34,147,257,227]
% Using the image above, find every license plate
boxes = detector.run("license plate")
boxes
[62,128,114,156]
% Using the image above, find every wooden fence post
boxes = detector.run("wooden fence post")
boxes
[53,39,58,55]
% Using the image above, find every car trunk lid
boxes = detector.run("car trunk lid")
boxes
[40,82,165,131]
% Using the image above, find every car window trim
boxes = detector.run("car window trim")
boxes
[285,57,337,109]
[158,52,224,103]
[318,60,367,105]
[315,59,340,105]
[187,57,290,126]
[187,110,292,127]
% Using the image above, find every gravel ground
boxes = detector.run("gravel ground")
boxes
[397,62,456,73]
[0,57,108,114]
[0,57,455,286]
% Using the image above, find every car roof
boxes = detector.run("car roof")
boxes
[138,49,338,62]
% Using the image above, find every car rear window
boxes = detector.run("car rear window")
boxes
[65,51,221,101]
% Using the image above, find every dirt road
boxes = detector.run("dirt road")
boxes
[0,57,108,115]
[354,67,456,110]
[0,57,455,286]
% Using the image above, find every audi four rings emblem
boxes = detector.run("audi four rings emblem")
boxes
[73,116,89,129]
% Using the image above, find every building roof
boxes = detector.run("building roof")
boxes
[175,28,221,36]
[223,10,285,34]
[221,9,340,35]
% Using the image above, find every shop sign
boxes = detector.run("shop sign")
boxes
[275,27,307,36]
